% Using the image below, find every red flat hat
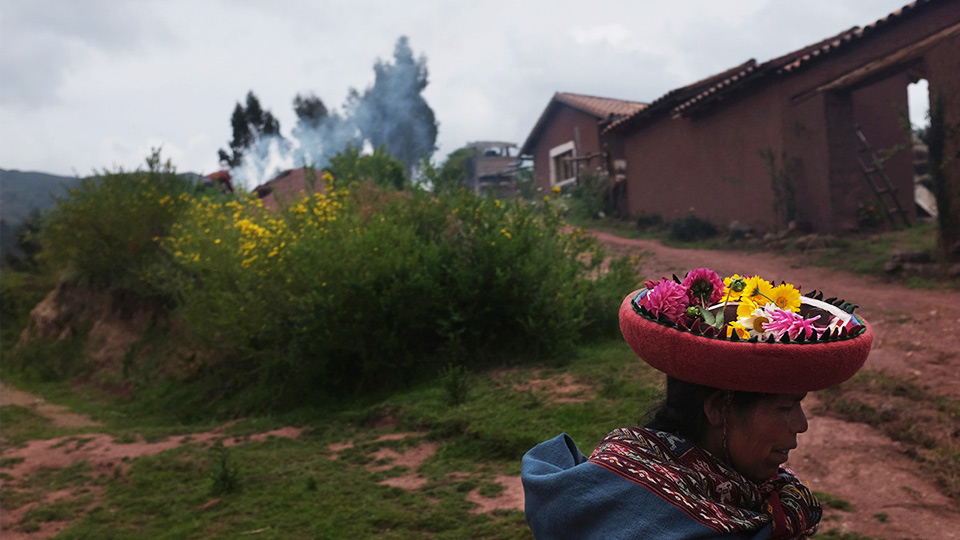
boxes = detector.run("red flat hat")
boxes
[619,285,872,394]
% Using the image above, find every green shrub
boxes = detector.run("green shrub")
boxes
[567,172,610,220]
[635,213,665,231]
[439,364,470,406]
[669,214,718,242]
[856,200,885,230]
[326,145,408,190]
[152,172,636,409]
[27,149,638,413]
[40,149,199,294]
[209,442,240,495]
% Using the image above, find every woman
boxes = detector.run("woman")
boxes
[521,269,873,539]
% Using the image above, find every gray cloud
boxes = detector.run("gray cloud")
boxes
[0,0,169,109]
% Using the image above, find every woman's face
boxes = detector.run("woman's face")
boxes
[727,393,808,483]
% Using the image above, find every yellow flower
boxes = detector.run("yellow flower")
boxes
[742,276,774,306]
[770,283,801,312]
[726,321,750,339]
[551,186,561,193]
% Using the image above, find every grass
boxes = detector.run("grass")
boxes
[0,339,658,539]
[0,404,98,448]
[1,336,938,539]
[814,491,854,512]
[3,335,914,539]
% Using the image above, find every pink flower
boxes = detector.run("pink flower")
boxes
[645,280,689,323]
[681,268,725,306]
[643,277,668,290]
[762,309,821,340]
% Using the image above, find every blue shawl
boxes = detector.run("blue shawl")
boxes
[521,428,821,539]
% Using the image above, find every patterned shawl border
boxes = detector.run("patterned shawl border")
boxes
[589,452,769,534]
[588,429,770,534]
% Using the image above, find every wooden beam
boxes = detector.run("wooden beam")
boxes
[790,21,960,105]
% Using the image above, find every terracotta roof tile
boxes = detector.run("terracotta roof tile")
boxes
[605,0,938,131]
[605,59,758,132]
[520,92,647,154]
[554,92,647,119]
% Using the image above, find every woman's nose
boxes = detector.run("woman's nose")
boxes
[792,404,809,434]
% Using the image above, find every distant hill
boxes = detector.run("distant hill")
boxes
[0,168,205,261]
[0,169,81,225]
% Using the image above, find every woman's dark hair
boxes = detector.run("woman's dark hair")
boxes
[644,376,767,444]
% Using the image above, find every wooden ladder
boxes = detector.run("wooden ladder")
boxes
[855,125,910,227]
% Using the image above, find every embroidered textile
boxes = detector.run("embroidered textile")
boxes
[588,427,821,539]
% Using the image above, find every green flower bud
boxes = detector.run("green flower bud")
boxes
[730,278,747,293]
[685,306,701,318]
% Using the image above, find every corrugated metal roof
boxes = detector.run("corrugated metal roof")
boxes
[606,0,939,132]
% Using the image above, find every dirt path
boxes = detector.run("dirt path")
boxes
[0,383,101,429]
[594,232,960,538]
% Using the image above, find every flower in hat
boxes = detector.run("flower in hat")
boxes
[681,268,725,306]
[737,300,776,335]
[763,309,821,340]
[741,276,774,306]
[644,280,689,323]
[726,320,750,339]
[770,283,802,312]
[722,274,749,301]
[622,267,873,394]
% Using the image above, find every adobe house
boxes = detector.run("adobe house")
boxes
[522,0,959,235]
[252,167,327,210]
[519,92,647,210]
[603,0,960,234]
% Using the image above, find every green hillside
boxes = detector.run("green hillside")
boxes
[0,169,80,225]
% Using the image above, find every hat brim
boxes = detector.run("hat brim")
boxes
[619,290,872,393]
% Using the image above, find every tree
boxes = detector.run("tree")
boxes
[348,36,438,173]
[218,91,283,168]
[423,146,473,195]
[293,93,328,130]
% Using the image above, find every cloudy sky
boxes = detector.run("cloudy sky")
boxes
[0,0,928,186]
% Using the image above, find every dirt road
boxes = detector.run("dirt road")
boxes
[594,231,960,539]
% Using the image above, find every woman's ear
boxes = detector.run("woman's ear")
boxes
[703,390,727,428]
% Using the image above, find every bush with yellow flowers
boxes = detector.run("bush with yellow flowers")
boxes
[36,151,638,412]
